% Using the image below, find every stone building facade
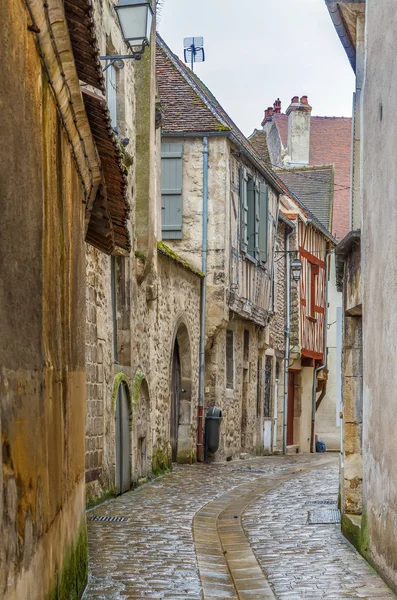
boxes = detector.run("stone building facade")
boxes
[84,3,202,506]
[0,0,131,596]
[156,36,285,460]
[326,0,397,592]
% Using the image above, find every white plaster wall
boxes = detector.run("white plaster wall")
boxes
[361,0,397,589]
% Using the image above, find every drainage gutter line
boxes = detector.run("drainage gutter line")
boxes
[197,136,209,462]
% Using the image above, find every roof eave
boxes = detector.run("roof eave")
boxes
[325,1,359,72]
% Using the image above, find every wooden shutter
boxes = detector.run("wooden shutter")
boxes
[240,167,248,253]
[254,179,260,260]
[247,178,255,256]
[259,182,269,264]
[161,142,183,239]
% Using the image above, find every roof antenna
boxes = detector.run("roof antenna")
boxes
[183,37,205,72]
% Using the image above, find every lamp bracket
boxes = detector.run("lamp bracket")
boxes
[100,41,148,70]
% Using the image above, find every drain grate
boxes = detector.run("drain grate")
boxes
[90,515,128,523]
[307,508,341,525]
[305,499,337,506]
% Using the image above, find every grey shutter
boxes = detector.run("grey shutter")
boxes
[161,142,183,239]
[259,182,269,263]
[254,179,260,260]
[240,167,248,253]
[247,177,255,257]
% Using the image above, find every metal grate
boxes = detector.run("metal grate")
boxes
[307,508,341,525]
[90,515,128,523]
[305,499,337,506]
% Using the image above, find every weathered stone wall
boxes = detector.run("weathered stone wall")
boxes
[85,244,202,504]
[1,2,88,597]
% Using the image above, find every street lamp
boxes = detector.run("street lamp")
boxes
[291,257,302,282]
[115,0,154,48]
[100,0,154,68]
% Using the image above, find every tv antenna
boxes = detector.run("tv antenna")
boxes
[183,37,205,72]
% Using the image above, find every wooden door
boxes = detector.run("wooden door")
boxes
[171,342,181,462]
[115,384,131,494]
[287,372,295,446]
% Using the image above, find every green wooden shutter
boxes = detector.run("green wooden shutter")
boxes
[247,177,255,257]
[161,142,183,239]
[259,182,269,263]
[240,167,248,253]
[254,179,260,260]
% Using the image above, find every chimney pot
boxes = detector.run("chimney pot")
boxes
[300,95,309,105]
[273,98,281,113]
[292,96,299,104]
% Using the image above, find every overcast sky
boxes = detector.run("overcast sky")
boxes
[157,0,355,136]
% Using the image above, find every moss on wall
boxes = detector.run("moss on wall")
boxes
[45,521,88,600]
[157,242,204,277]
[152,444,172,476]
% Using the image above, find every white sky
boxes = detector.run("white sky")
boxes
[157,0,355,136]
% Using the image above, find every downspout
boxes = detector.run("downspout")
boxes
[283,223,296,455]
[197,136,209,462]
[310,249,331,453]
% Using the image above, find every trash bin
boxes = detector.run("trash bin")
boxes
[205,407,223,455]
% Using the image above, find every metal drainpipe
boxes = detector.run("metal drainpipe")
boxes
[283,224,296,455]
[310,249,332,453]
[197,136,209,462]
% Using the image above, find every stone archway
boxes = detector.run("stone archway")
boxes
[170,320,193,464]
[114,381,131,495]
[131,375,151,483]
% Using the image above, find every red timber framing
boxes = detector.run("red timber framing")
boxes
[298,223,327,361]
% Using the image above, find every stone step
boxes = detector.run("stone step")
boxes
[286,445,300,455]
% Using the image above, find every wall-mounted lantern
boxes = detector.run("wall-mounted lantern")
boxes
[291,257,302,282]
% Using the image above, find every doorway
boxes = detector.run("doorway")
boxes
[115,383,131,494]
[287,372,295,446]
[171,340,181,462]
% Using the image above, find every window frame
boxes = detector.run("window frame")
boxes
[226,330,235,390]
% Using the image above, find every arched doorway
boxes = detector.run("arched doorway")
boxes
[171,340,181,462]
[170,321,193,464]
[115,382,131,494]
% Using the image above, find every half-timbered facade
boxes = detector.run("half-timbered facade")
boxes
[156,35,284,459]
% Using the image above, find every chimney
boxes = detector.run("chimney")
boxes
[286,95,312,166]
[261,106,274,127]
[273,98,281,114]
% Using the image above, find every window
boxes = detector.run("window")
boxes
[256,359,262,417]
[226,330,234,389]
[264,356,272,417]
[106,63,117,126]
[161,142,183,239]
[306,261,319,318]
[240,168,269,263]
[244,329,250,362]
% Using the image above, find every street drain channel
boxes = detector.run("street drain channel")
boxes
[90,515,128,523]
[307,508,341,525]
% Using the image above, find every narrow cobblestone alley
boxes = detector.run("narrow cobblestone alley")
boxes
[84,456,395,600]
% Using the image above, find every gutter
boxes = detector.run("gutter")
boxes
[197,136,209,462]
[310,248,332,453]
[325,1,357,72]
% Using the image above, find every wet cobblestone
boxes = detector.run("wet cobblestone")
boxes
[85,456,395,599]
[243,463,396,600]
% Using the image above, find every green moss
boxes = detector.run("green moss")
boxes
[342,511,369,558]
[135,250,147,262]
[86,484,116,510]
[45,520,88,600]
[152,444,172,476]
[118,141,133,174]
[215,124,231,132]
[176,449,193,465]
[157,242,204,277]
[111,372,132,413]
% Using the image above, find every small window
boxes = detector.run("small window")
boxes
[226,330,234,390]
[306,261,312,312]
[256,359,262,417]
[264,356,272,417]
[244,329,250,362]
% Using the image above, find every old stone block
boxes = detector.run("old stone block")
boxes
[344,316,362,348]
[345,452,363,481]
[344,423,362,455]
[343,377,363,423]
[343,348,362,377]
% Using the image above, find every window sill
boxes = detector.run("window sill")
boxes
[244,253,257,265]
[306,315,317,323]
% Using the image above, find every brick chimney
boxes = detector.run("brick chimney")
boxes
[261,106,274,127]
[273,98,281,114]
[286,95,312,166]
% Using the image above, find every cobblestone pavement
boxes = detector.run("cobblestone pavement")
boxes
[84,455,395,599]
[243,463,396,600]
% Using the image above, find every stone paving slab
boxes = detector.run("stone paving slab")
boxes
[243,463,397,600]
